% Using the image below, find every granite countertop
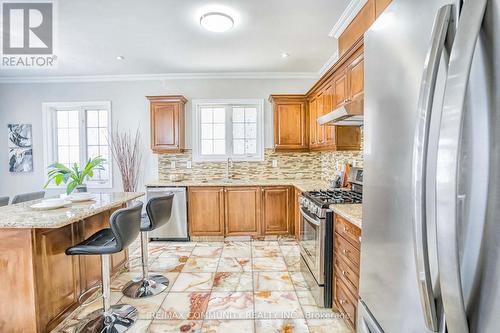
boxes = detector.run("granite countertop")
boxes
[145,179,331,192]
[0,192,144,229]
[330,203,362,229]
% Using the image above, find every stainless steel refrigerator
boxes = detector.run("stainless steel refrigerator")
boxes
[358,0,499,332]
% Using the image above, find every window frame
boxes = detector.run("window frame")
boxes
[192,99,265,162]
[42,101,113,189]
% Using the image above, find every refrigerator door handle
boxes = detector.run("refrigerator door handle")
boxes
[410,4,452,332]
[435,1,488,333]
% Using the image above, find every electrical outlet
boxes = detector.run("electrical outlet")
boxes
[186,161,192,169]
[272,160,278,168]
[170,161,176,169]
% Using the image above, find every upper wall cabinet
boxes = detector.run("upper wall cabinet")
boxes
[147,95,187,153]
[338,0,393,55]
[270,95,309,152]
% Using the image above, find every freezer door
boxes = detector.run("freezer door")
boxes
[471,1,500,331]
[435,0,500,332]
[360,0,454,332]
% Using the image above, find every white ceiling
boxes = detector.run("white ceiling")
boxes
[0,0,350,78]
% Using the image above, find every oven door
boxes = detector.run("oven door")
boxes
[299,206,325,284]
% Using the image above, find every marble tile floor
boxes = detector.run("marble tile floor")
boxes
[52,238,351,333]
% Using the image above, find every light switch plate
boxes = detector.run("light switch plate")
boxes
[170,161,176,169]
[272,160,278,168]
[186,161,192,169]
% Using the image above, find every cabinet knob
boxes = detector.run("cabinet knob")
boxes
[339,299,347,305]
[343,249,349,254]
[343,226,348,232]
[342,270,347,276]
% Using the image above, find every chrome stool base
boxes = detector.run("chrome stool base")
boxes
[122,275,169,298]
[76,304,138,333]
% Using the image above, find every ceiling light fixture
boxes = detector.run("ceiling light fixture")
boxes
[116,55,125,60]
[200,12,234,32]
[281,53,290,58]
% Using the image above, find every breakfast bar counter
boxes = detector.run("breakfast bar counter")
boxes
[0,192,144,333]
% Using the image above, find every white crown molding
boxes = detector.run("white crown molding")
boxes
[318,51,339,76]
[328,0,368,38]
[0,71,320,83]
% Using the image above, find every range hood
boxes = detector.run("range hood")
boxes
[317,97,363,126]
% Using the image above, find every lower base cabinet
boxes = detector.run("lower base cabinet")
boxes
[188,187,225,236]
[333,214,362,331]
[188,186,291,237]
[225,187,261,236]
[261,186,291,235]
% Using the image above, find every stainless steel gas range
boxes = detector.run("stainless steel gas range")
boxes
[299,167,363,308]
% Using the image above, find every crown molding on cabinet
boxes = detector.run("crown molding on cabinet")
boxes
[328,0,369,38]
[318,51,339,76]
[0,72,320,84]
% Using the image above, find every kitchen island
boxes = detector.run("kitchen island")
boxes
[0,192,144,333]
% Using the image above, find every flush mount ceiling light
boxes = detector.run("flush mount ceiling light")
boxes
[116,55,125,60]
[200,12,234,32]
[281,53,290,58]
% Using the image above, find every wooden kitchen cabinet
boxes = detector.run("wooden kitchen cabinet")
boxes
[333,214,362,331]
[309,97,318,147]
[375,0,393,17]
[225,187,261,236]
[188,186,295,237]
[334,70,349,107]
[270,95,309,151]
[188,187,225,236]
[147,95,187,153]
[348,53,364,102]
[261,186,291,235]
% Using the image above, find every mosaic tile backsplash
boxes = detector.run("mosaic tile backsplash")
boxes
[158,148,363,182]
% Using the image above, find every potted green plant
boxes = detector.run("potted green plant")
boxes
[44,156,106,194]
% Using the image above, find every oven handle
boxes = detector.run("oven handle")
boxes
[300,207,321,226]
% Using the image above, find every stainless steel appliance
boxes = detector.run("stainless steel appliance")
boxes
[299,168,363,308]
[146,186,188,241]
[359,0,499,332]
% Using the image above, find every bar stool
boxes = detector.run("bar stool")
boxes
[122,194,174,298]
[66,201,143,333]
[11,191,45,204]
[0,196,9,207]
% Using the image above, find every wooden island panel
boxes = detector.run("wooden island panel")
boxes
[0,205,129,333]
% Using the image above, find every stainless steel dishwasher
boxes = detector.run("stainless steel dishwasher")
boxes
[146,186,188,241]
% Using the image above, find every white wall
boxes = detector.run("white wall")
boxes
[0,78,314,197]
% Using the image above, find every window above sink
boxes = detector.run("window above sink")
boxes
[192,99,264,162]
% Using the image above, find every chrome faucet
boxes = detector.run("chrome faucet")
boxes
[225,157,233,180]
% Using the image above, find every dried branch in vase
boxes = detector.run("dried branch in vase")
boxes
[109,126,142,192]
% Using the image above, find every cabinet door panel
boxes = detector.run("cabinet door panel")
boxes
[188,187,225,236]
[34,225,80,332]
[152,103,178,149]
[262,187,290,234]
[316,93,325,144]
[225,187,260,235]
[349,55,364,101]
[309,99,318,146]
[334,73,348,107]
[275,103,307,150]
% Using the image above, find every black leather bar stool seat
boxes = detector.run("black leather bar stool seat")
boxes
[66,201,143,333]
[122,194,174,298]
